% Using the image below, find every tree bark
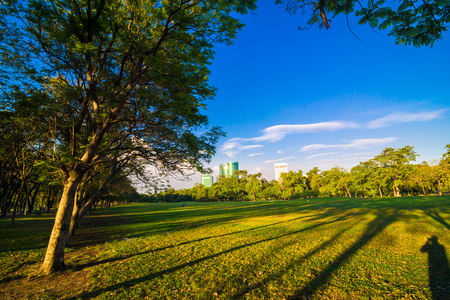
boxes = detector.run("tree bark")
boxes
[41,172,82,274]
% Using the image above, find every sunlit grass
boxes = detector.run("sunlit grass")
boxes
[1,196,450,299]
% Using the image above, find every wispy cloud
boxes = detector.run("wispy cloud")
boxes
[221,121,358,157]
[301,138,397,152]
[240,145,264,150]
[264,157,295,164]
[343,156,373,162]
[249,152,264,157]
[306,152,339,159]
[367,110,446,129]
[308,159,339,164]
[221,109,445,158]
[341,152,372,157]
[255,121,359,142]
[221,143,263,158]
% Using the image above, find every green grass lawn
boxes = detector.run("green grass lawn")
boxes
[1,196,450,299]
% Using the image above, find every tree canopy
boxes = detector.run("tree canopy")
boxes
[276,0,450,46]
[0,0,257,273]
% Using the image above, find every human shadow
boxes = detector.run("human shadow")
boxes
[421,236,450,299]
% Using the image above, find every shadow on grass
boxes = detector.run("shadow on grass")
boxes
[71,212,333,272]
[69,214,351,299]
[286,208,398,299]
[70,201,353,249]
[232,224,353,298]
[421,236,450,299]
[423,209,450,231]
[0,261,35,284]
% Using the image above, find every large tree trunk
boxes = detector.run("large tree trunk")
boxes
[41,172,82,274]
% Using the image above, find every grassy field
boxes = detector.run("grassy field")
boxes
[1,196,450,299]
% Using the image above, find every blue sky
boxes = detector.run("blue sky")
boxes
[170,1,450,189]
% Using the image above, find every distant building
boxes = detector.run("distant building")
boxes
[201,174,214,188]
[219,162,239,178]
[274,163,288,181]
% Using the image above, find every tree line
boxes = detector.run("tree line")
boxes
[154,145,450,202]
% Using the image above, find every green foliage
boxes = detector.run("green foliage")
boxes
[277,0,450,46]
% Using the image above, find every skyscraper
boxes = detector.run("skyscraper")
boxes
[274,163,288,181]
[201,174,214,188]
[219,162,239,178]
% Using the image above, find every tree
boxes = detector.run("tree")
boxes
[280,170,307,199]
[260,180,282,200]
[306,167,321,197]
[351,159,388,197]
[277,0,450,46]
[319,167,348,197]
[190,183,209,201]
[374,146,418,197]
[1,0,256,273]
[407,162,434,195]
[245,173,264,201]
[437,144,450,192]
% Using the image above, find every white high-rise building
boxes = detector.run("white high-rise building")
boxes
[201,174,214,188]
[274,163,288,181]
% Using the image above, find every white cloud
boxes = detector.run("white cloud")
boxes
[221,141,241,151]
[255,121,359,143]
[308,159,339,164]
[223,150,238,158]
[240,145,263,150]
[221,109,446,158]
[249,152,264,157]
[306,152,339,159]
[264,157,295,164]
[367,110,446,129]
[220,121,358,157]
[301,137,397,152]
[343,156,373,162]
[341,152,372,157]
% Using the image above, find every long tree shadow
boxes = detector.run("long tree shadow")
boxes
[232,224,353,298]
[423,209,450,231]
[67,202,321,248]
[287,208,398,299]
[69,214,351,299]
[421,236,450,299]
[71,214,313,271]
[71,205,365,272]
